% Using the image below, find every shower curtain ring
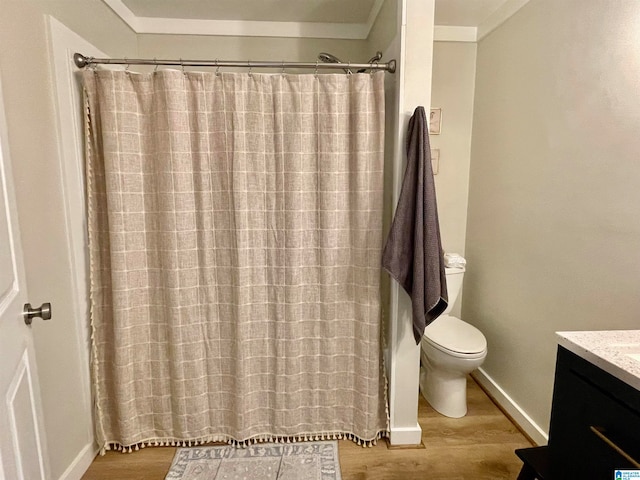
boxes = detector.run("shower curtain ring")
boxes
[347,62,352,75]
[124,57,130,73]
[247,61,252,77]
[153,58,159,73]
[281,61,286,76]
[215,59,221,76]
[179,58,185,74]
[314,60,319,77]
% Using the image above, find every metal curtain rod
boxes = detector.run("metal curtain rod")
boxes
[73,53,396,74]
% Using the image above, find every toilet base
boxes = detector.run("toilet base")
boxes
[420,365,469,418]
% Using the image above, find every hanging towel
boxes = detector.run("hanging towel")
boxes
[382,106,448,344]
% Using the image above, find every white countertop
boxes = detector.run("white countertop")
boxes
[556,330,640,392]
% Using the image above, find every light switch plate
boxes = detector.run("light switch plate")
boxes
[430,149,440,175]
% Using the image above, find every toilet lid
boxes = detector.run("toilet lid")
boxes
[423,315,487,355]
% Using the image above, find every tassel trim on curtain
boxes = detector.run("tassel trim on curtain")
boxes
[100,430,390,455]
[84,88,110,449]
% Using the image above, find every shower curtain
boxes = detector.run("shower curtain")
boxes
[82,69,388,452]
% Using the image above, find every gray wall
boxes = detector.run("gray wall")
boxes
[367,0,397,56]
[464,0,640,432]
[137,34,371,72]
[431,41,477,316]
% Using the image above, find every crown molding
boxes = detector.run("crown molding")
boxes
[104,0,531,42]
[103,0,376,39]
[477,0,531,40]
[365,0,386,35]
[434,26,477,42]
[433,0,531,43]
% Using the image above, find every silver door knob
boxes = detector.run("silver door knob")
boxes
[23,302,52,326]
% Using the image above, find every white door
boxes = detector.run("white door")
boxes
[0,77,50,478]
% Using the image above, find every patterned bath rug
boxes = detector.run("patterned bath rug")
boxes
[165,440,342,480]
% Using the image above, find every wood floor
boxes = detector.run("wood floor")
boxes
[82,377,533,480]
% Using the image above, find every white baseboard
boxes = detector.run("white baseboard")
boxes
[57,442,98,480]
[388,424,422,446]
[472,368,548,446]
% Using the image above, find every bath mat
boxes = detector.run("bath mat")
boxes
[165,440,342,480]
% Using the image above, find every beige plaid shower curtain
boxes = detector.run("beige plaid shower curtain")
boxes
[83,69,388,452]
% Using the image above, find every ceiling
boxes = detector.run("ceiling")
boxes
[434,0,512,26]
[122,0,378,24]
[105,0,517,39]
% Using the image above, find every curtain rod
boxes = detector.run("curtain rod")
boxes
[73,53,396,74]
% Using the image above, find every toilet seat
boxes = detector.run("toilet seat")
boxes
[423,315,487,359]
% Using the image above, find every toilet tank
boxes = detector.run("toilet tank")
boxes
[443,267,465,315]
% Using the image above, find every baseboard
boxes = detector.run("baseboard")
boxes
[57,441,98,480]
[388,424,422,446]
[472,368,548,446]
[385,438,425,450]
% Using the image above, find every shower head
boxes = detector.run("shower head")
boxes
[317,51,384,74]
[318,52,342,64]
[317,52,352,74]
[357,51,383,73]
[367,51,383,64]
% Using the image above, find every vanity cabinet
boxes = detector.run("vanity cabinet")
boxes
[516,346,640,480]
[548,346,640,480]
[517,334,640,479]
[547,346,640,478]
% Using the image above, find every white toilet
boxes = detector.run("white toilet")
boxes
[419,264,487,418]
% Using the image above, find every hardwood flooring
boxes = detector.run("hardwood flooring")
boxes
[82,377,533,480]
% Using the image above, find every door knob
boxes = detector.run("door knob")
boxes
[23,302,52,326]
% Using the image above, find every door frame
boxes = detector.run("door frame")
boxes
[47,16,110,478]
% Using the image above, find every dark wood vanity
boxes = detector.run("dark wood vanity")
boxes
[516,335,640,479]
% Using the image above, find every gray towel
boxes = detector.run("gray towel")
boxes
[382,106,448,344]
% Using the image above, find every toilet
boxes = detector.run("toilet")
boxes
[419,263,487,418]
